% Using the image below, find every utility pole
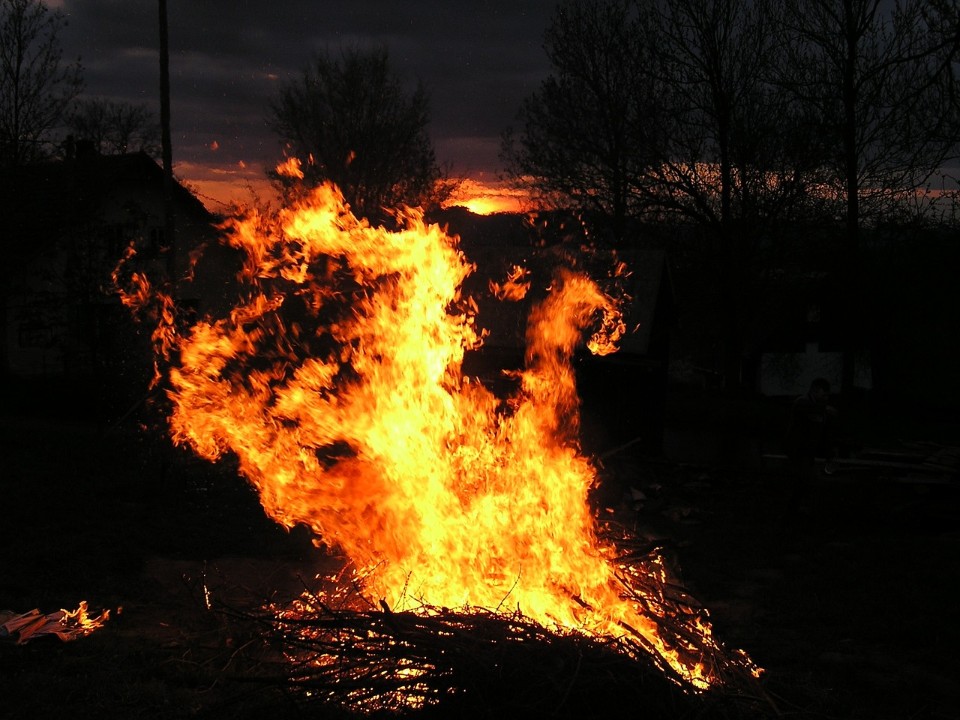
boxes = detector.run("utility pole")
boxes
[159,0,176,279]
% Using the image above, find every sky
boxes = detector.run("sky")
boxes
[54,1,556,212]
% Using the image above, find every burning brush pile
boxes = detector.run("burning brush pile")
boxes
[115,179,767,717]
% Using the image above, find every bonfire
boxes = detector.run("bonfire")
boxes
[114,176,766,716]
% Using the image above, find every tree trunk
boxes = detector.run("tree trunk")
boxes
[840,0,860,401]
[718,112,741,392]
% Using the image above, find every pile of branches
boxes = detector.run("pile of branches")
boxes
[598,521,763,692]
[215,526,775,719]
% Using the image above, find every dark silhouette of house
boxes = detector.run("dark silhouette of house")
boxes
[0,146,221,406]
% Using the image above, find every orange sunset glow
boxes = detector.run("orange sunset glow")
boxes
[444,177,534,214]
[179,159,531,216]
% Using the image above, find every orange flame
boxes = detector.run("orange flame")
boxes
[119,181,755,690]
[0,601,113,644]
[111,244,177,387]
[489,264,531,301]
[276,156,304,179]
[60,601,113,637]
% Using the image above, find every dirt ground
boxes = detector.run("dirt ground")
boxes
[1,391,958,719]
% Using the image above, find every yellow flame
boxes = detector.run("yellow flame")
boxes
[119,181,749,691]
[489,264,531,301]
[276,156,305,179]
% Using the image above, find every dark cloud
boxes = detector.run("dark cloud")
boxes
[58,0,554,181]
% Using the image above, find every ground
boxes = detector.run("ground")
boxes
[1,386,958,719]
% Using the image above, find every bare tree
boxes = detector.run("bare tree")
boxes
[782,0,960,223]
[269,46,450,224]
[500,0,666,242]
[0,0,82,168]
[643,0,824,224]
[779,0,960,395]
[504,0,818,388]
[642,0,806,388]
[66,98,160,157]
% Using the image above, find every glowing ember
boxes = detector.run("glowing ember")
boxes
[116,180,757,692]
